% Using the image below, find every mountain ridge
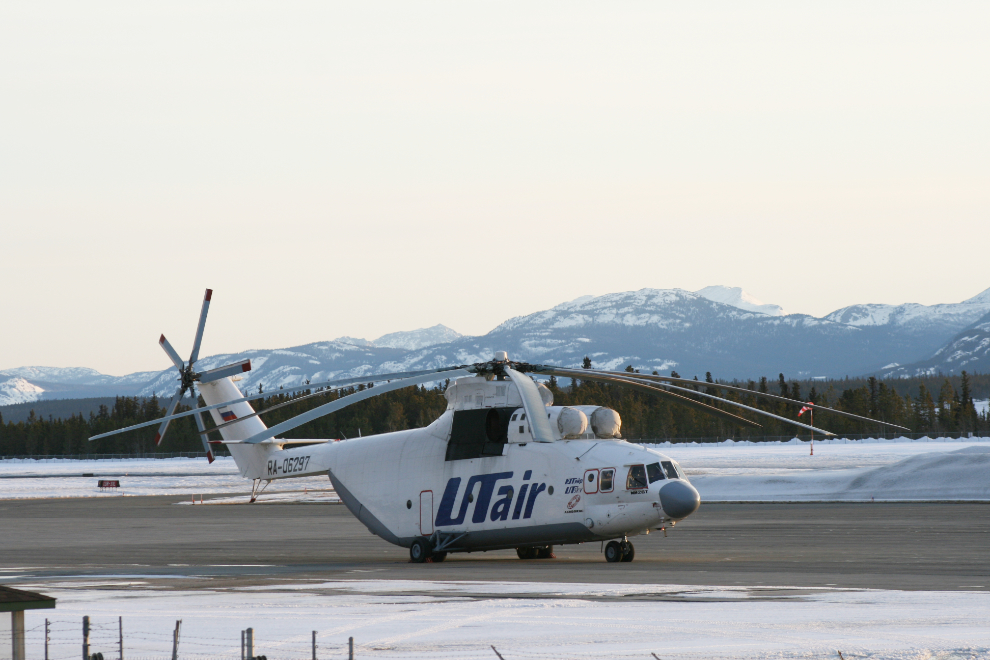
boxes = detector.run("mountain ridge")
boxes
[3,285,989,407]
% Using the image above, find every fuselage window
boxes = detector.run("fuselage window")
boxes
[661,460,679,479]
[511,414,518,421]
[521,414,526,420]
[600,468,614,492]
[626,464,648,490]
[647,462,665,483]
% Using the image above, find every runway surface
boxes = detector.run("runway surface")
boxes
[2,496,987,592]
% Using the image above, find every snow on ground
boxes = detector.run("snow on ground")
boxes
[645,436,990,501]
[2,438,988,501]
[0,456,335,501]
[6,580,988,660]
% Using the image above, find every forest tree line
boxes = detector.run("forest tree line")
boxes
[1,360,988,456]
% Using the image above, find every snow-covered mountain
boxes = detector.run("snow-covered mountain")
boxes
[0,377,45,406]
[334,324,464,351]
[825,288,990,335]
[878,311,990,378]
[695,285,786,316]
[3,285,989,407]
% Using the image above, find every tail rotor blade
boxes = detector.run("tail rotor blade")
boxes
[154,386,186,446]
[189,288,212,365]
[190,386,215,463]
[198,359,251,384]
[159,335,185,372]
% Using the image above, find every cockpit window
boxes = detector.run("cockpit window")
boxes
[626,464,648,490]
[661,460,679,479]
[647,462,665,483]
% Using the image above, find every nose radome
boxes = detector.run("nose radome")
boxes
[659,480,701,519]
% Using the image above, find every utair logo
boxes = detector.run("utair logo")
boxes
[435,470,547,526]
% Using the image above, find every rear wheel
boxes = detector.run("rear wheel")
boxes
[604,540,623,563]
[516,547,538,560]
[431,551,448,563]
[536,545,555,559]
[410,537,431,563]
[620,541,635,562]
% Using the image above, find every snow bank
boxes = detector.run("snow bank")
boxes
[691,446,990,501]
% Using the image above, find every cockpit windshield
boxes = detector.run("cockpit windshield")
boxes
[661,460,680,479]
[626,464,648,490]
[646,462,665,483]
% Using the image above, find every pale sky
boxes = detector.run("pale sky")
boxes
[2,2,988,376]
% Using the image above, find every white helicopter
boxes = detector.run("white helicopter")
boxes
[93,290,907,563]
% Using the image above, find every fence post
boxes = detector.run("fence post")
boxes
[241,630,245,660]
[312,631,316,660]
[246,628,254,660]
[171,620,181,660]
[45,619,50,660]
[83,616,90,660]
[118,616,123,660]
[348,636,353,660]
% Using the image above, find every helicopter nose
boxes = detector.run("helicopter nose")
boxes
[659,480,700,519]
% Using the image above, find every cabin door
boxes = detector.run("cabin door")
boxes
[420,490,434,535]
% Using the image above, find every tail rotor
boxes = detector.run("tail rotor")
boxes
[153,289,251,461]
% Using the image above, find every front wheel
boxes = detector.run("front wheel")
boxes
[620,541,635,562]
[410,537,432,563]
[604,540,623,563]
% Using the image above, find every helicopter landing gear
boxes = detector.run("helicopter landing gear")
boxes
[620,540,635,562]
[604,539,635,563]
[410,537,431,563]
[431,551,447,563]
[516,545,554,560]
[516,547,538,559]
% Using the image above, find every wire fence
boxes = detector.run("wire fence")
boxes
[1,616,703,660]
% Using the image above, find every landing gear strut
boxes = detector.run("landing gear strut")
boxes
[604,539,635,563]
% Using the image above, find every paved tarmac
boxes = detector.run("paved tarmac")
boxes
[1,497,987,592]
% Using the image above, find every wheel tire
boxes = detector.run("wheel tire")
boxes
[604,540,623,563]
[431,551,447,563]
[516,547,537,560]
[536,545,555,559]
[410,537,431,563]
[620,541,635,562]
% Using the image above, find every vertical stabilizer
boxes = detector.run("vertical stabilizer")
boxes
[198,378,270,476]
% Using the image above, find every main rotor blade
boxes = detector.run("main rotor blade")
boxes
[503,367,556,443]
[242,369,473,444]
[153,386,186,446]
[198,359,251,384]
[537,369,762,430]
[589,369,911,431]
[88,365,472,441]
[159,335,185,372]
[189,288,212,365]
[537,366,834,436]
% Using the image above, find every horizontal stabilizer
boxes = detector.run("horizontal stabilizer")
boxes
[198,359,252,383]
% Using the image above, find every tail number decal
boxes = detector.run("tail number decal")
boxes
[267,455,311,476]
